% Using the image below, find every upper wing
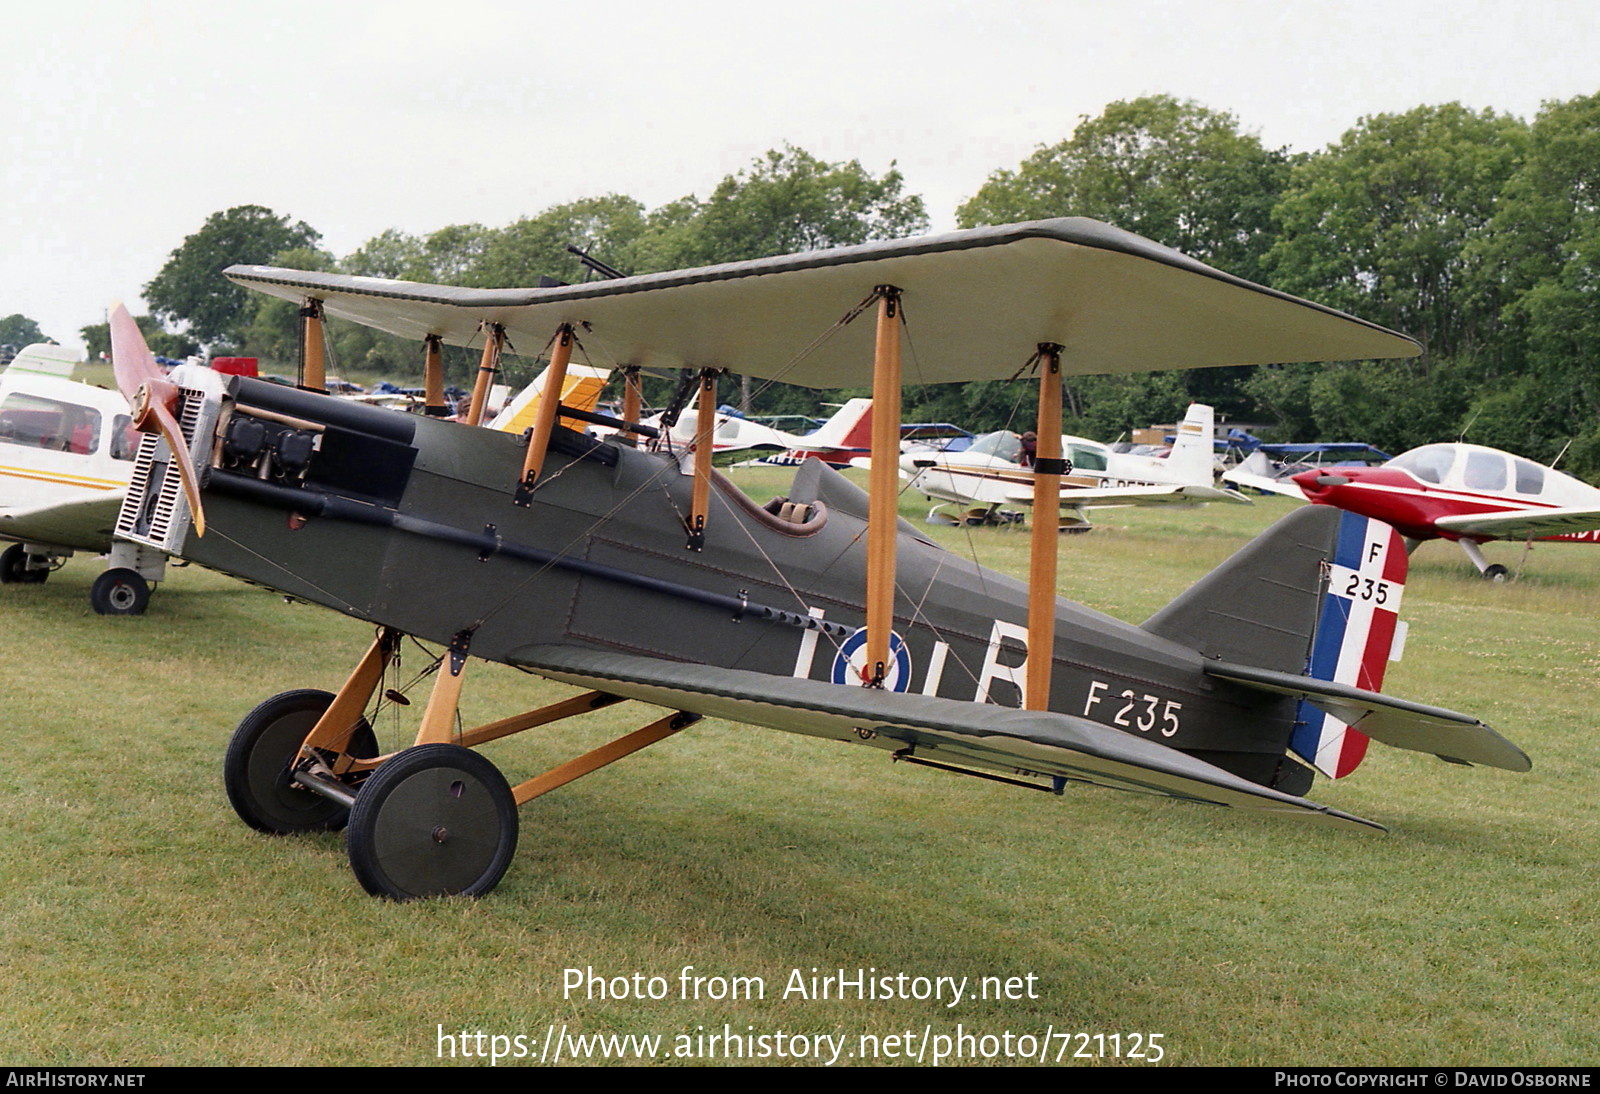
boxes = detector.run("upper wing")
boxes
[514,643,1383,831]
[227,218,1419,389]
[1205,660,1531,772]
[0,492,125,551]
[1435,507,1600,541]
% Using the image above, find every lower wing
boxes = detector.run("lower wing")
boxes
[513,643,1383,831]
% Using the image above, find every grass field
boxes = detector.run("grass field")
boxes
[2,468,1596,1066]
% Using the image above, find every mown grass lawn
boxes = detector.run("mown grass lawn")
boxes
[1,468,1595,1066]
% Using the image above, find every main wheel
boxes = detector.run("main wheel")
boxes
[1,544,46,584]
[345,744,518,901]
[1483,564,1510,583]
[90,568,150,615]
[224,689,378,834]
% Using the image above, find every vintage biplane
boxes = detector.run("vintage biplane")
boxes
[109,219,1530,901]
[0,343,171,613]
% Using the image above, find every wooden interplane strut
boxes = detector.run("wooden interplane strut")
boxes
[619,366,643,446]
[864,286,903,686]
[686,367,718,550]
[299,297,326,393]
[515,323,576,502]
[1025,343,1064,710]
[465,322,505,427]
[423,334,447,416]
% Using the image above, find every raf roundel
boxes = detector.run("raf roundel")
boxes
[831,627,912,692]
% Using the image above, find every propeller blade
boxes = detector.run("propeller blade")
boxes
[109,301,208,537]
[108,302,164,405]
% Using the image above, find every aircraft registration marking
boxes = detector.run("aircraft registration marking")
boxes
[1082,680,1182,737]
[1330,564,1400,611]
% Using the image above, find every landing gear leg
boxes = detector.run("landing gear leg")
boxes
[1459,539,1509,582]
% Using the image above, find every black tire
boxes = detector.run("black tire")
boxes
[345,744,518,901]
[1483,564,1511,583]
[1,544,46,584]
[89,568,150,615]
[224,689,378,834]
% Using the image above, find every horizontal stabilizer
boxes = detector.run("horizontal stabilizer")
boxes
[515,644,1384,831]
[1206,660,1531,772]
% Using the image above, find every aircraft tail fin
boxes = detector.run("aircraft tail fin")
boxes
[490,363,611,434]
[1142,506,1409,779]
[1163,402,1216,485]
[803,398,874,451]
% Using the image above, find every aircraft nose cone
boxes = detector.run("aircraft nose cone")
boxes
[1292,469,1352,497]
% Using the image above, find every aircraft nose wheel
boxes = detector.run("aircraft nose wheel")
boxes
[90,568,150,615]
[223,689,378,834]
[345,744,518,901]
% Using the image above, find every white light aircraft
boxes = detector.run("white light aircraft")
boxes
[901,402,1248,528]
[653,396,875,467]
[0,343,170,612]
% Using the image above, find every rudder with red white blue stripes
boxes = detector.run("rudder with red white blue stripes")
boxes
[1291,513,1410,779]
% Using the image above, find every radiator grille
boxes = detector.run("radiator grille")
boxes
[114,383,209,552]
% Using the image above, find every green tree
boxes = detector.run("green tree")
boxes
[1258,104,1529,451]
[1266,104,1527,364]
[341,228,425,280]
[145,205,322,346]
[81,314,199,362]
[340,224,495,285]
[958,96,1292,283]
[0,314,48,348]
[1471,93,1600,476]
[957,96,1292,426]
[473,196,648,287]
[658,145,929,268]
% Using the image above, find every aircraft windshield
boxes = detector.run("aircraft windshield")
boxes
[1388,445,1455,484]
[1066,443,1108,472]
[0,393,102,455]
[967,431,1022,462]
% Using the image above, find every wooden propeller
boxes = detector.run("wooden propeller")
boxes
[108,303,207,537]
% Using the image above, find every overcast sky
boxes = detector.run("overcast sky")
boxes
[6,0,1597,353]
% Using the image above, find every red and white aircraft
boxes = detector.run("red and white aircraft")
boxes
[1231,441,1600,580]
[653,396,874,467]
